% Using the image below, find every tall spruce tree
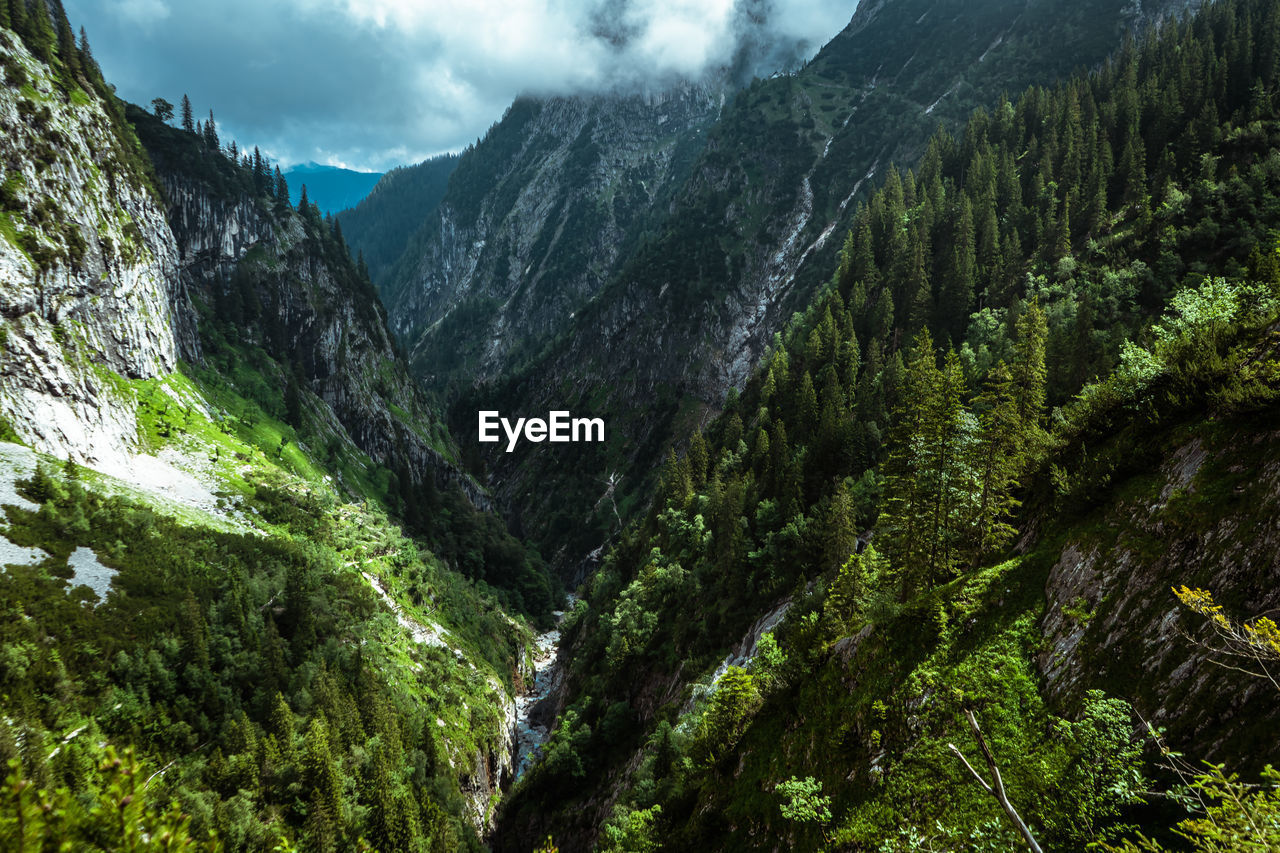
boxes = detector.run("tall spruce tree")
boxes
[966,361,1023,565]
[1010,301,1049,454]
[203,109,219,149]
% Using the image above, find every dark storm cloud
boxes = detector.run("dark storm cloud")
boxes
[64,0,854,171]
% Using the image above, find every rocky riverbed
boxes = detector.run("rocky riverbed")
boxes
[514,596,575,779]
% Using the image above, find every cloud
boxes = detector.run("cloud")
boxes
[108,0,170,26]
[64,0,853,172]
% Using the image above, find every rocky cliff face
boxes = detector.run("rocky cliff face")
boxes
[1038,417,1280,766]
[143,138,489,506]
[0,30,191,469]
[384,84,724,392]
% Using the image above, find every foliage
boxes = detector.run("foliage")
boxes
[775,776,832,826]
[1,748,214,851]
[600,805,663,853]
[0,456,519,851]
[1102,765,1280,852]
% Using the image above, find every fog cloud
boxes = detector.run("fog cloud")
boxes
[65,0,853,171]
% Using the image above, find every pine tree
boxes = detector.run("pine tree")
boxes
[922,348,969,581]
[180,94,194,133]
[303,717,345,851]
[687,432,709,490]
[938,196,976,344]
[9,0,27,43]
[77,25,93,65]
[877,330,941,586]
[966,362,1022,565]
[150,97,174,122]
[274,165,288,201]
[795,371,819,441]
[1010,301,1048,455]
[253,146,265,193]
[203,109,219,149]
[878,332,971,593]
[367,741,420,853]
[27,0,56,63]
[268,691,296,762]
[53,3,80,79]
[821,478,859,573]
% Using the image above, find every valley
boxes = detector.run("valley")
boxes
[2,0,1280,850]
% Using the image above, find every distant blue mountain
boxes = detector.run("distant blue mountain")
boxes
[284,163,384,214]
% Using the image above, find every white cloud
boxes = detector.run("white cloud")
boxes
[67,0,854,171]
[108,0,170,26]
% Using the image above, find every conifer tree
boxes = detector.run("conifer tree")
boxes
[821,479,859,573]
[1010,301,1049,455]
[53,4,80,79]
[922,349,969,580]
[796,371,819,441]
[252,146,265,193]
[939,196,976,344]
[8,0,26,43]
[966,361,1022,565]
[77,25,92,64]
[150,97,174,122]
[661,448,691,507]
[878,332,972,593]
[877,330,940,586]
[687,432,709,490]
[303,717,345,851]
[204,108,219,149]
[180,93,194,133]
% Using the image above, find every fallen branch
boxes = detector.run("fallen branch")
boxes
[948,708,1044,853]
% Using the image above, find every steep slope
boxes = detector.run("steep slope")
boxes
[336,153,459,289]
[0,27,190,470]
[436,0,1202,575]
[383,85,724,397]
[497,0,1280,846]
[0,12,555,849]
[128,105,557,620]
[135,108,467,498]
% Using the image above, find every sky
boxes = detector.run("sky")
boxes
[63,0,854,173]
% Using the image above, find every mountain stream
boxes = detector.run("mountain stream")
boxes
[514,595,576,780]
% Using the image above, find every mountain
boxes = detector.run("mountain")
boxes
[382,84,725,399]
[0,12,554,849]
[283,162,382,214]
[336,153,459,289]
[391,0,1203,576]
[493,0,1280,846]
